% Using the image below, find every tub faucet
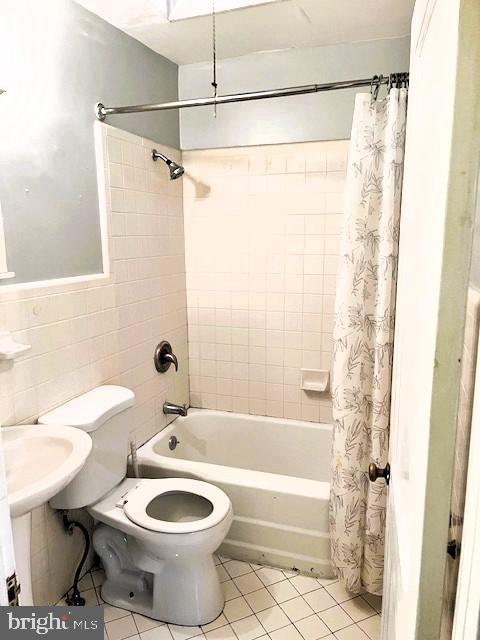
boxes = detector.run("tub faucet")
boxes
[163,402,188,417]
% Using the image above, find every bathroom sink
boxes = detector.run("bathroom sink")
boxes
[2,424,92,518]
[2,424,92,604]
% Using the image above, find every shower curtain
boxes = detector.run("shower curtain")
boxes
[330,87,407,595]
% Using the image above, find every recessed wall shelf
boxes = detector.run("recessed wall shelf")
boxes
[301,368,330,393]
[0,331,31,360]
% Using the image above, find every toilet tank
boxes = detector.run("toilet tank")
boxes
[39,385,135,510]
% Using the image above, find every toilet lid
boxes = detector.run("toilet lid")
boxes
[122,478,232,534]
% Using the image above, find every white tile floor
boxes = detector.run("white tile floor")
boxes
[60,556,382,640]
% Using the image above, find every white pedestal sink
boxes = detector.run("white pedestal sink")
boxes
[2,425,92,605]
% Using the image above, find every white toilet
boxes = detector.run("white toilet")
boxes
[40,385,233,626]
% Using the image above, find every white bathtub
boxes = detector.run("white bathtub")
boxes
[136,409,334,577]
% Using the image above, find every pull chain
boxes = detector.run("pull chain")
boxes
[212,0,218,118]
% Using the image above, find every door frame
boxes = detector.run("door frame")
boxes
[452,324,480,638]
[382,1,480,638]
[415,1,480,634]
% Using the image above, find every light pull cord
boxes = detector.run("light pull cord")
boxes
[212,0,218,118]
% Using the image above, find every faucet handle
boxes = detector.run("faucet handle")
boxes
[163,352,178,371]
[154,341,179,373]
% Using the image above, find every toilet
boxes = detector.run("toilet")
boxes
[40,385,233,626]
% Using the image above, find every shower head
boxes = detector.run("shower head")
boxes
[152,149,185,180]
[169,162,185,180]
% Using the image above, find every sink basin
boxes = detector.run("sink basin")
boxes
[3,424,92,518]
[1,424,92,605]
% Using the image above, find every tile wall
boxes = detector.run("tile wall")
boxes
[0,123,188,605]
[183,141,348,422]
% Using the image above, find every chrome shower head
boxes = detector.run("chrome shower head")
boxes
[152,149,185,180]
[169,162,185,180]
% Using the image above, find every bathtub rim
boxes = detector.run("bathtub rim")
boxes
[160,407,333,433]
[136,408,332,500]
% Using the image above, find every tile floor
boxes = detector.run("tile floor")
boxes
[60,556,382,640]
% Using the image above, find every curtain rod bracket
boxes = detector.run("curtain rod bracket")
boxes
[95,102,106,121]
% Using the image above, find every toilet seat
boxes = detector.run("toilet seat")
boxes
[122,478,231,534]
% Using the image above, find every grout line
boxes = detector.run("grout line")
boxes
[92,557,377,640]
[131,614,142,637]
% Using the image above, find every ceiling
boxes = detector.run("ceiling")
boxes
[75,0,415,66]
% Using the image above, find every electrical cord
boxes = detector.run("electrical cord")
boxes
[62,512,91,606]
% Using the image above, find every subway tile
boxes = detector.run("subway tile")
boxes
[301,586,334,609]
[139,627,173,640]
[223,597,254,623]
[294,615,332,640]
[256,567,286,587]
[340,596,376,622]
[224,560,255,579]
[357,615,381,640]
[269,625,303,640]
[335,624,371,640]
[286,155,306,174]
[305,153,326,173]
[280,595,314,622]
[107,137,123,163]
[256,606,291,632]
[245,588,277,612]
[205,624,237,639]
[289,575,324,595]
[105,615,138,640]
[223,580,242,601]
[230,615,266,640]
[266,155,287,174]
[319,606,354,633]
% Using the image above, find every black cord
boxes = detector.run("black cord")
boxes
[62,512,91,606]
[212,0,217,117]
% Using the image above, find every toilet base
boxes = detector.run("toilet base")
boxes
[93,524,225,626]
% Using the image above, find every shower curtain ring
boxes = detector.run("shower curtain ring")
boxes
[370,75,381,101]
[377,74,384,98]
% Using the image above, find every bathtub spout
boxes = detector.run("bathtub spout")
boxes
[163,402,188,417]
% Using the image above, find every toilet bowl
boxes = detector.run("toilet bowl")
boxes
[89,478,232,624]
[40,386,233,625]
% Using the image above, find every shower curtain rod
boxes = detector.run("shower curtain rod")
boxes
[95,72,409,121]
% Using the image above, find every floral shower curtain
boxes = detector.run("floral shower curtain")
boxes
[330,88,408,595]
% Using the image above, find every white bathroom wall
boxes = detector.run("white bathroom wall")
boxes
[183,140,348,422]
[0,123,188,604]
[179,37,410,150]
[0,0,180,285]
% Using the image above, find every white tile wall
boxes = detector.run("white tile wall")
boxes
[183,140,348,422]
[0,123,188,604]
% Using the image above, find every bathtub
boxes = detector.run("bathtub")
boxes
[136,409,334,577]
